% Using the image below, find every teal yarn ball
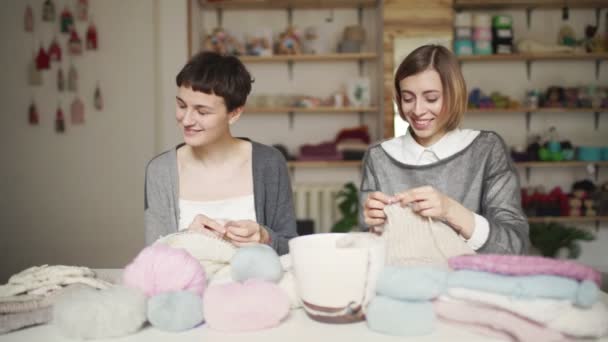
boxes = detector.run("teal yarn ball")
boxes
[231,244,283,283]
[147,291,204,332]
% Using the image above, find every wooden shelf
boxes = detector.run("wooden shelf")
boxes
[239,53,378,63]
[468,107,605,114]
[455,0,608,10]
[516,161,608,167]
[198,0,377,9]
[246,106,377,113]
[528,216,608,223]
[287,160,362,168]
[458,52,608,62]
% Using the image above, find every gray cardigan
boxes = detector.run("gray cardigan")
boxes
[359,131,530,255]
[144,141,298,255]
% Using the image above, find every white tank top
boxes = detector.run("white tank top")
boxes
[178,194,257,230]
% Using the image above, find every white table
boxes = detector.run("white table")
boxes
[2,293,607,342]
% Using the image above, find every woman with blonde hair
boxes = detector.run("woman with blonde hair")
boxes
[361,44,529,254]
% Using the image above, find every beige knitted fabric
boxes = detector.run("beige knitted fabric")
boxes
[382,204,474,267]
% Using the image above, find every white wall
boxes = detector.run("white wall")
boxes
[0,0,188,282]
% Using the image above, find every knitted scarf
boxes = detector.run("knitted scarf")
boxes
[382,205,474,267]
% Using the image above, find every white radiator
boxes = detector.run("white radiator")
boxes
[292,183,344,234]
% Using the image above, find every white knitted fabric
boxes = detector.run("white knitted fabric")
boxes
[448,287,608,338]
[382,204,474,267]
[0,265,112,298]
[155,230,237,276]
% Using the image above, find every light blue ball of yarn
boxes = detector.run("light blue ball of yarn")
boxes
[231,244,283,283]
[576,280,599,308]
[376,266,448,300]
[366,296,435,336]
[147,291,204,332]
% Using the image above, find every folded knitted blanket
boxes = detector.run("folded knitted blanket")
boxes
[434,297,571,342]
[0,265,112,298]
[0,306,52,334]
[447,287,608,338]
[449,254,602,286]
[447,270,598,308]
[382,205,474,267]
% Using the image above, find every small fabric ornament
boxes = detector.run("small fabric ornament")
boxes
[57,67,64,92]
[86,23,98,50]
[35,46,50,70]
[42,0,55,22]
[28,56,42,86]
[70,96,84,124]
[67,64,77,92]
[68,29,82,56]
[76,0,88,21]
[48,38,61,61]
[94,83,103,110]
[24,5,34,32]
[28,101,39,125]
[60,6,74,34]
[55,106,65,133]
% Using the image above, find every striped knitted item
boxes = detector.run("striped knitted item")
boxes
[448,254,602,286]
[0,307,52,334]
[382,205,474,267]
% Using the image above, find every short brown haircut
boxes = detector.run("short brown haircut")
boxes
[394,45,467,131]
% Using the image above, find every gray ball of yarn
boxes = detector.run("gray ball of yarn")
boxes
[231,244,283,283]
[147,291,204,332]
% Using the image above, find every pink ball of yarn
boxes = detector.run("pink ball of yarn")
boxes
[122,244,206,297]
[204,279,290,332]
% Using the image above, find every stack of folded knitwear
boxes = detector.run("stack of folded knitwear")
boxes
[435,254,608,341]
[0,265,113,334]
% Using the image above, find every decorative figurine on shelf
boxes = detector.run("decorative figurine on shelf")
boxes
[94,83,103,111]
[583,25,598,53]
[203,28,243,55]
[245,30,272,56]
[564,87,579,108]
[48,37,61,62]
[543,86,564,107]
[86,22,98,50]
[28,54,42,86]
[57,67,64,92]
[558,24,576,47]
[68,29,83,56]
[42,0,55,22]
[276,26,301,55]
[35,45,50,70]
[60,6,74,34]
[67,63,77,92]
[24,5,34,32]
[28,101,39,125]
[71,96,85,124]
[55,105,66,133]
[76,0,88,21]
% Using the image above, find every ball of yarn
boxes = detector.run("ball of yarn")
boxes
[204,279,290,332]
[122,244,206,297]
[147,291,204,332]
[231,244,283,283]
[53,285,147,339]
[576,280,599,308]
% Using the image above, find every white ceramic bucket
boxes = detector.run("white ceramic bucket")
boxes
[289,233,385,323]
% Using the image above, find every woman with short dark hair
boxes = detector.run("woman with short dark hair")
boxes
[144,51,297,255]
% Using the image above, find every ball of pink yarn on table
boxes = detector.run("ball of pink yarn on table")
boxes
[204,279,290,332]
[122,244,206,297]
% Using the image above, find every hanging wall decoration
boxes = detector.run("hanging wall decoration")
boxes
[48,37,61,62]
[35,45,50,70]
[57,67,65,92]
[67,63,78,91]
[76,0,88,21]
[86,22,98,50]
[28,101,39,125]
[25,5,34,32]
[71,96,85,124]
[55,105,66,133]
[94,83,103,111]
[28,55,42,86]
[60,6,74,34]
[42,0,55,22]
[68,29,83,56]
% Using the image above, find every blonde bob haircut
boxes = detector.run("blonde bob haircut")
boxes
[394,44,467,132]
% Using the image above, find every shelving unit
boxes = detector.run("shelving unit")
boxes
[528,216,608,229]
[239,52,377,63]
[197,0,377,9]
[246,106,377,113]
[467,108,606,130]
